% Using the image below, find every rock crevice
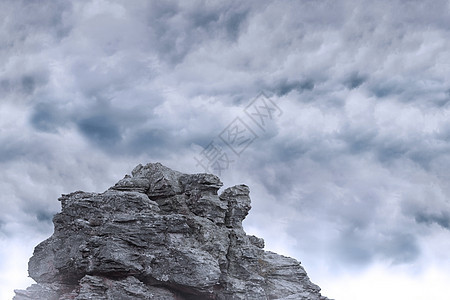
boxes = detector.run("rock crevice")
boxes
[14,162,329,300]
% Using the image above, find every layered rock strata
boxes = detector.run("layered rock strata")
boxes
[14,163,329,300]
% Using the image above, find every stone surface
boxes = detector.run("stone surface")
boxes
[14,162,330,300]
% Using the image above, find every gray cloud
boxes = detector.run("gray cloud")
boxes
[78,114,123,147]
[415,212,450,229]
[2,0,450,299]
[344,72,367,90]
[273,79,315,97]
[30,103,64,133]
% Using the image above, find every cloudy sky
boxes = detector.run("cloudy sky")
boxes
[1,0,450,299]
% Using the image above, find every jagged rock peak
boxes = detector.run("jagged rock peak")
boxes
[14,162,330,300]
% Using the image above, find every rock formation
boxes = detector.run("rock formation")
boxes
[14,163,329,300]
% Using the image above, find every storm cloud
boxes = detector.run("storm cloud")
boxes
[1,0,450,299]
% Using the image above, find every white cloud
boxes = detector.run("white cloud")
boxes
[322,264,450,300]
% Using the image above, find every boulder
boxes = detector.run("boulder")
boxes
[14,163,330,300]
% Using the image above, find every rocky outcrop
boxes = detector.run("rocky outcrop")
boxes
[14,163,329,300]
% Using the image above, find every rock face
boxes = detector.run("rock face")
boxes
[14,163,329,300]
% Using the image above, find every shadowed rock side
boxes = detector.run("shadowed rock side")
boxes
[14,163,330,300]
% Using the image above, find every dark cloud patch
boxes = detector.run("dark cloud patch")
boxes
[190,8,220,28]
[402,138,450,171]
[77,114,123,148]
[275,141,310,163]
[344,73,367,89]
[0,139,27,163]
[16,196,60,236]
[370,81,404,98]
[0,79,11,95]
[127,128,173,156]
[30,103,64,133]
[274,79,315,96]
[145,2,203,64]
[21,76,36,94]
[298,80,315,92]
[29,97,160,154]
[0,72,48,99]
[257,167,295,198]
[335,228,374,266]
[340,128,377,155]
[380,233,420,264]
[145,1,251,64]
[1,0,72,43]
[415,211,450,230]
[224,10,249,41]
[435,122,450,142]
[20,73,48,95]
[35,210,54,224]
[23,0,72,38]
[30,107,55,132]
[147,1,180,21]
[328,226,419,266]
[407,149,435,170]
[390,0,450,30]
[339,127,436,169]
[375,139,410,163]
[0,219,6,239]
[187,2,250,41]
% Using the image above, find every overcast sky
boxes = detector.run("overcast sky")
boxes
[1,1,450,299]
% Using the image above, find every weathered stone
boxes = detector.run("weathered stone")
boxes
[220,184,251,228]
[14,162,330,300]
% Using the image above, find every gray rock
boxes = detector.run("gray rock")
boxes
[14,162,330,300]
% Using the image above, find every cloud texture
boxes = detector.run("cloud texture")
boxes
[1,1,450,299]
